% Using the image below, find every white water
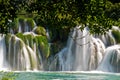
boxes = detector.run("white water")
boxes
[0,21,120,73]
[0,35,39,71]
[49,26,120,72]
[50,26,105,71]
[97,45,120,72]
[18,19,36,33]
[0,35,8,70]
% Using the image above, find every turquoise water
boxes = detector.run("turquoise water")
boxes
[1,71,120,80]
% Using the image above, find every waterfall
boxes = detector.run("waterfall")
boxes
[0,35,8,70]
[0,17,120,73]
[94,26,120,47]
[0,35,39,71]
[49,25,120,72]
[97,45,120,72]
[49,26,106,71]
[0,18,50,71]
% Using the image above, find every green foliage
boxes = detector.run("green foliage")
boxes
[33,26,46,36]
[16,33,24,41]
[106,2,120,20]
[16,32,50,58]
[27,0,116,34]
[16,33,34,49]
[0,0,120,34]
[105,1,120,26]
[0,0,29,33]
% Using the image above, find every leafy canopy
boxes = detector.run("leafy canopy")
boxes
[0,0,120,34]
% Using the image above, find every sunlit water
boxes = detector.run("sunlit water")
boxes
[0,71,120,80]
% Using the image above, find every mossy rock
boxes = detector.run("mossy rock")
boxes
[5,34,11,45]
[16,33,24,41]
[16,32,50,58]
[33,26,46,36]
[16,33,34,49]
[112,29,120,43]
[14,18,19,29]
[24,34,34,49]
[26,18,35,29]
[34,36,50,58]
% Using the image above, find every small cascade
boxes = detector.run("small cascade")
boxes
[18,22,22,32]
[18,19,36,33]
[10,18,36,33]
[0,35,39,71]
[49,26,106,71]
[1,17,120,73]
[97,45,120,72]
[89,37,105,70]
[0,35,8,70]
[94,26,120,47]
[0,18,50,71]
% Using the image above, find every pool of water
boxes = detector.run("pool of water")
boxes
[0,71,120,80]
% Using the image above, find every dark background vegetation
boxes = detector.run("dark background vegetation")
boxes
[0,0,120,37]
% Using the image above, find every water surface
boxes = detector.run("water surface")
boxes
[1,71,120,80]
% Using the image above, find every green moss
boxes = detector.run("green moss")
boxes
[34,36,50,58]
[19,40,24,49]
[24,34,34,49]
[112,30,120,43]
[16,32,50,58]
[5,34,11,50]
[16,33,34,49]
[16,33,24,41]
[16,33,26,49]
[34,26,46,36]
[14,18,19,29]
[26,18,35,29]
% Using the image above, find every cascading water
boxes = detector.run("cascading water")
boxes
[97,45,120,72]
[49,26,105,71]
[18,19,36,33]
[0,18,50,71]
[49,26,120,72]
[0,35,8,70]
[0,35,39,71]
[0,17,120,73]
